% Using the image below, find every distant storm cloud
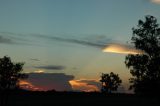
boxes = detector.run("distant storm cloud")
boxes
[69,79,101,92]
[34,65,65,70]
[150,0,160,4]
[20,73,74,91]
[102,44,144,55]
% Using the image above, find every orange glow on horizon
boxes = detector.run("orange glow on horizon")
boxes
[151,0,160,4]
[103,44,144,55]
[33,70,45,73]
[69,79,99,92]
[19,80,44,91]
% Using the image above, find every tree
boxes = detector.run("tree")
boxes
[100,72,122,93]
[0,56,28,90]
[125,15,160,94]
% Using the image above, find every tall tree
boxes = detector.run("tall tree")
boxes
[100,72,122,93]
[125,15,160,94]
[0,56,27,90]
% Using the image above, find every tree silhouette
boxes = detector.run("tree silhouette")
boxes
[0,56,28,90]
[100,72,122,93]
[125,15,160,94]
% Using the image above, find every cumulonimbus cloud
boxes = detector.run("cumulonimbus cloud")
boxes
[150,0,160,4]
[34,65,65,70]
[102,44,144,55]
[20,73,74,91]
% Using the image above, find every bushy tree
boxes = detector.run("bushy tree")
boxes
[0,56,27,90]
[100,72,122,93]
[125,15,160,94]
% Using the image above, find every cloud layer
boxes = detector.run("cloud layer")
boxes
[30,58,40,61]
[0,35,13,44]
[0,31,142,55]
[34,65,65,70]
[36,34,107,48]
[20,73,74,91]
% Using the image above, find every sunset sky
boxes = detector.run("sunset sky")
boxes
[0,0,160,92]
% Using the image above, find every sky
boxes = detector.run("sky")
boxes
[0,0,160,92]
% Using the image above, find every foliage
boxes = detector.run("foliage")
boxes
[0,56,28,90]
[100,72,122,93]
[125,15,160,94]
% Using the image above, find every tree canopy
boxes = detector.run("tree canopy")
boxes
[125,15,160,94]
[0,56,27,90]
[100,72,122,93]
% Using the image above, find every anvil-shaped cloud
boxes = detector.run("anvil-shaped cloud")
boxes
[103,44,144,55]
[20,73,74,91]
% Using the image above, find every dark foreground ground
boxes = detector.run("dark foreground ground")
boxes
[0,90,159,106]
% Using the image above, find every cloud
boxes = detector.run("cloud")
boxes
[20,73,74,91]
[69,79,101,92]
[30,58,40,61]
[150,0,160,4]
[34,65,65,70]
[35,34,142,55]
[0,32,33,45]
[20,80,43,91]
[36,34,107,48]
[69,79,130,93]
[102,44,144,55]
[1,32,141,55]
[0,35,13,44]
[1,32,107,47]
[33,70,45,73]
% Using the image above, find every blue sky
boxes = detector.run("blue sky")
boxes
[0,0,160,92]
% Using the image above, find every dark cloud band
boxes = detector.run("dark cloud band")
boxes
[0,35,13,44]
[34,65,65,70]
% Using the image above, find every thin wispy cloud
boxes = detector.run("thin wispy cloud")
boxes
[150,0,160,4]
[34,34,142,55]
[0,35,13,44]
[36,34,107,48]
[33,70,45,73]
[0,32,38,46]
[34,65,65,70]
[30,58,40,61]
[1,32,141,55]
[103,44,144,55]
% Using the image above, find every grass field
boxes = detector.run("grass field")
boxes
[0,90,159,106]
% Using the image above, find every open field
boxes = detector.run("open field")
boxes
[0,91,159,106]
